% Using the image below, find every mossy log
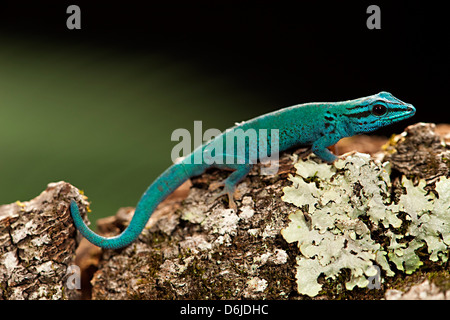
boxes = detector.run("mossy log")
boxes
[1,122,449,300]
[88,122,450,300]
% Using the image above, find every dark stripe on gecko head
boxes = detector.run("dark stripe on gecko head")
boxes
[324,116,334,121]
[345,105,365,111]
[343,110,372,119]
[389,107,409,112]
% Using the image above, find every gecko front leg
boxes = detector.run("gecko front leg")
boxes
[311,134,342,162]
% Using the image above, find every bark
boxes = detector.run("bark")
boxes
[0,182,88,300]
[386,279,450,300]
[383,122,450,182]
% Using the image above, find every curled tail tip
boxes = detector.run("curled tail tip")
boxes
[70,200,83,220]
[70,199,78,210]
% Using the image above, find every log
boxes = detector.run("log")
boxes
[88,123,450,299]
[0,182,88,300]
[1,122,449,300]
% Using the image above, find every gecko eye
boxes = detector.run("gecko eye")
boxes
[371,104,387,116]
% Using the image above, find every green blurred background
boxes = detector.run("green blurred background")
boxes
[0,34,273,220]
[0,1,446,223]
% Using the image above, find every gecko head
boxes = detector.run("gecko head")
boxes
[343,91,415,134]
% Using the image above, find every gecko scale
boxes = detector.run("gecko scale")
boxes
[70,91,415,249]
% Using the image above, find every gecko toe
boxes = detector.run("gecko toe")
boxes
[209,187,238,211]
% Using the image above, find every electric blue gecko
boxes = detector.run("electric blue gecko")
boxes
[70,91,415,249]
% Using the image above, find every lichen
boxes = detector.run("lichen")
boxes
[393,176,450,270]
[281,153,450,297]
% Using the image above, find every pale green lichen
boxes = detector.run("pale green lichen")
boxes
[281,153,450,297]
[392,176,450,270]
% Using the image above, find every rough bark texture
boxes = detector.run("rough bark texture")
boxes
[385,279,450,300]
[383,122,450,183]
[0,182,88,300]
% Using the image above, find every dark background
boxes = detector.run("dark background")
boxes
[0,1,447,219]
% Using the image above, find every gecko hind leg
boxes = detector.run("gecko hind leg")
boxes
[209,163,253,210]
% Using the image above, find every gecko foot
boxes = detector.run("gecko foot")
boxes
[338,150,358,159]
[209,180,225,192]
[209,186,237,211]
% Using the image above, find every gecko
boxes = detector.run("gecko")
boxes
[70,91,415,249]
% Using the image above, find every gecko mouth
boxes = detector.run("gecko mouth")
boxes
[390,105,415,122]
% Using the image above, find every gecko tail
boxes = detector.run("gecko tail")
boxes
[70,200,133,249]
[69,161,207,249]
[69,183,170,249]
